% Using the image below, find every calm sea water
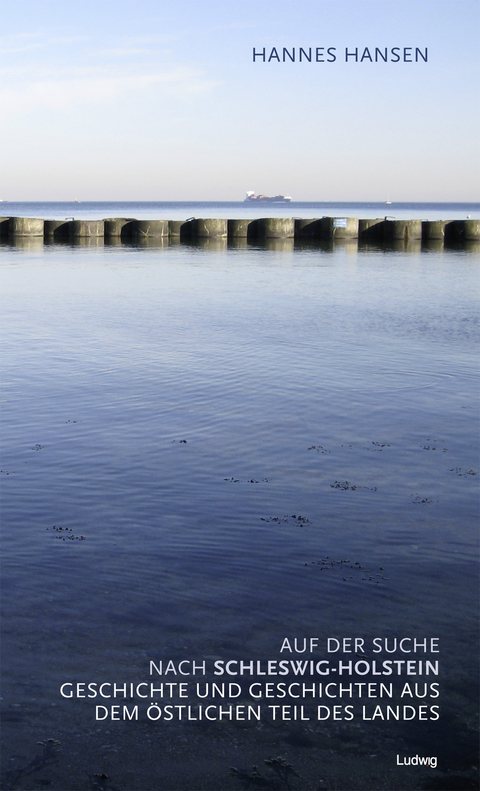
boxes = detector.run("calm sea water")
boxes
[1,214,479,790]
[1,199,479,221]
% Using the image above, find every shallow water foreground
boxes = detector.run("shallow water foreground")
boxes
[1,240,478,791]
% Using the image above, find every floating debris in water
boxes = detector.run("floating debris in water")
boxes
[2,738,60,789]
[225,477,271,484]
[422,437,448,451]
[330,481,377,491]
[304,557,389,583]
[261,514,310,525]
[231,755,300,789]
[47,525,86,541]
[88,772,115,791]
[449,467,476,476]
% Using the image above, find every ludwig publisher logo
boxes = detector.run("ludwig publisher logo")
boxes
[397,755,438,769]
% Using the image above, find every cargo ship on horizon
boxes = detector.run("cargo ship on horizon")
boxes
[244,191,292,203]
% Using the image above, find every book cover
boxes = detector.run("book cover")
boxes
[1,2,479,790]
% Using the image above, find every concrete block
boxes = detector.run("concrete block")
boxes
[0,217,10,237]
[384,220,422,241]
[326,216,359,239]
[130,220,169,239]
[182,218,228,239]
[464,219,480,241]
[446,219,480,243]
[104,218,136,238]
[248,217,295,239]
[9,216,44,236]
[228,219,251,238]
[69,220,105,238]
[44,220,69,241]
[294,219,321,239]
[358,219,385,240]
[296,217,358,240]
[168,220,185,237]
[422,221,446,240]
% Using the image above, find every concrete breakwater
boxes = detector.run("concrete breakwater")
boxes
[0,216,478,245]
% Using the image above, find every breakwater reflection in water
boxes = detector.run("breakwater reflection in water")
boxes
[1,239,478,790]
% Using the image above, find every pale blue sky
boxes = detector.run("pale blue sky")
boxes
[1,0,479,201]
